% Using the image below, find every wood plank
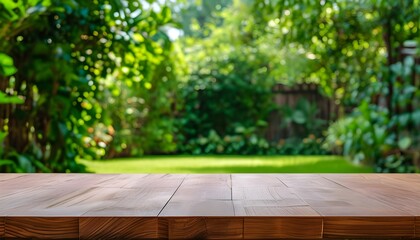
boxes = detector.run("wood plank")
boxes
[377,174,420,193]
[171,186,231,201]
[158,217,169,239]
[277,174,344,189]
[92,174,185,189]
[0,174,117,215]
[0,174,182,217]
[182,174,231,187]
[232,179,319,216]
[0,173,23,182]
[91,174,149,188]
[290,186,408,216]
[233,186,319,216]
[161,217,243,239]
[5,217,78,239]
[323,217,415,238]
[80,217,157,239]
[0,174,101,190]
[0,217,4,238]
[160,174,234,216]
[161,201,235,216]
[234,202,319,216]
[324,174,420,194]
[244,217,322,239]
[324,174,420,215]
[0,174,419,239]
[122,174,185,189]
[1,187,125,216]
[82,175,183,216]
[83,187,179,216]
[232,174,286,187]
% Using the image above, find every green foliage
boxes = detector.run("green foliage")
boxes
[325,102,391,164]
[277,136,329,155]
[174,1,281,155]
[252,0,419,172]
[2,0,417,173]
[325,57,420,172]
[0,0,176,172]
[279,98,326,138]
[170,0,232,38]
[100,47,182,157]
[252,0,420,106]
[180,128,271,155]
[176,52,275,154]
[0,53,17,76]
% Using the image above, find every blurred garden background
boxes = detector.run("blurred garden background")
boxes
[0,0,419,173]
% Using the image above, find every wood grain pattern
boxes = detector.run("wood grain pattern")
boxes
[244,217,322,239]
[232,185,319,217]
[324,174,420,215]
[0,175,118,216]
[0,174,22,182]
[232,174,286,187]
[158,217,169,239]
[323,217,415,238]
[80,217,157,239]
[232,175,320,217]
[182,174,231,187]
[5,217,79,239]
[277,174,344,189]
[164,217,243,239]
[290,185,408,216]
[161,200,235,216]
[160,174,235,216]
[0,174,419,239]
[0,217,4,238]
[82,187,178,216]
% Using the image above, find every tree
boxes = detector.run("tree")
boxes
[0,0,175,172]
[253,0,419,109]
[252,0,420,171]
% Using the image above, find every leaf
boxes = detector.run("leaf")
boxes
[390,62,402,74]
[161,6,171,23]
[33,160,52,173]
[398,137,412,150]
[26,5,47,15]
[0,159,15,167]
[0,131,7,142]
[0,91,24,104]
[398,113,410,127]
[0,53,17,76]
[403,56,415,67]
[0,0,19,21]
[412,110,420,125]
[292,110,306,124]
[16,155,35,173]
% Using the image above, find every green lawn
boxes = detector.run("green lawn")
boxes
[79,155,373,173]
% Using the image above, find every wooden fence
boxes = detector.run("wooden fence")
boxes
[266,83,338,142]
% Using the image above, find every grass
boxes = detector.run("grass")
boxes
[78,155,373,173]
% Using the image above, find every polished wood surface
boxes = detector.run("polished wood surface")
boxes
[0,174,419,239]
[416,217,420,238]
[0,217,4,238]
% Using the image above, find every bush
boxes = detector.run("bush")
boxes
[176,50,275,154]
[277,135,329,155]
[324,101,418,173]
[324,56,419,173]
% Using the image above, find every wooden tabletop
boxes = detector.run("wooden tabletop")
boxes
[0,174,419,239]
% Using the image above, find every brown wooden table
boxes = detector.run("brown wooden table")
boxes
[0,174,419,239]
